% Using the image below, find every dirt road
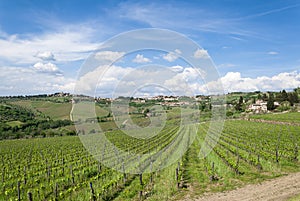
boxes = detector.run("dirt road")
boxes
[186,172,300,201]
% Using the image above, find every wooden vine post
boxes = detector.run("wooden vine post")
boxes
[139,173,143,200]
[89,182,96,201]
[17,181,21,201]
[175,167,179,189]
[27,192,33,201]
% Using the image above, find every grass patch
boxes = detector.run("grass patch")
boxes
[6,120,24,127]
[31,101,72,120]
[12,100,109,121]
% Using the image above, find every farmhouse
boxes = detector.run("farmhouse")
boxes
[248,99,267,113]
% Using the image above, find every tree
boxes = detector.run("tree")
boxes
[262,93,268,101]
[235,96,244,112]
[288,92,299,106]
[282,90,288,101]
[267,93,275,110]
[257,93,262,100]
[294,87,300,94]
[239,96,243,105]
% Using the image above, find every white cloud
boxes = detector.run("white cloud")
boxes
[132,54,151,63]
[163,70,300,95]
[75,65,134,96]
[0,25,98,64]
[4,61,298,97]
[164,67,207,95]
[193,49,210,59]
[76,65,192,97]
[169,65,184,72]
[35,51,55,61]
[163,52,177,62]
[94,51,125,62]
[0,66,75,96]
[268,51,279,55]
[163,49,182,62]
[6,63,300,96]
[219,71,300,93]
[33,62,62,75]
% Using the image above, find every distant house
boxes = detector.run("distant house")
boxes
[163,96,178,101]
[248,99,267,113]
[131,98,145,103]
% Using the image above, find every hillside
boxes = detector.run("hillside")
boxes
[0,99,74,139]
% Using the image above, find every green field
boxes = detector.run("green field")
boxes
[12,100,72,120]
[12,99,109,121]
[1,120,300,200]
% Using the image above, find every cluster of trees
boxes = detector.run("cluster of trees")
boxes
[265,90,299,111]
[276,90,298,105]
[0,102,73,140]
[0,104,35,122]
[0,119,73,140]
[235,96,244,112]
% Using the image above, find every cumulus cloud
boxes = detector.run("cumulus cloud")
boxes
[163,70,300,95]
[163,49,182,62]
[5,60,298,97]
[0,66,75,96]
[75,65,134,96]
[72,70,300,96]
[35,51,55,61]
[220,71,300,93]
[75,65,190,97]
[33,62,62,75]
[75,63,211,97]
[94,51,125,62]
[132,54,151,63]
[193,49,210,59]
[164,67,208,95]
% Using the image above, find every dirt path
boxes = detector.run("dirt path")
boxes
[185,172,300,201]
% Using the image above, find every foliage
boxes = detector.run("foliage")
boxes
[267,93,275,110]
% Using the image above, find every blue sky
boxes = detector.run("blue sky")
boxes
[0,0,300,96]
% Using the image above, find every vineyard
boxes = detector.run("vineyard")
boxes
[1,118,300,200]
[250,112,300,124]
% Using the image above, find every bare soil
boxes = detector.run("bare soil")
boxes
[184,172,300,201]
